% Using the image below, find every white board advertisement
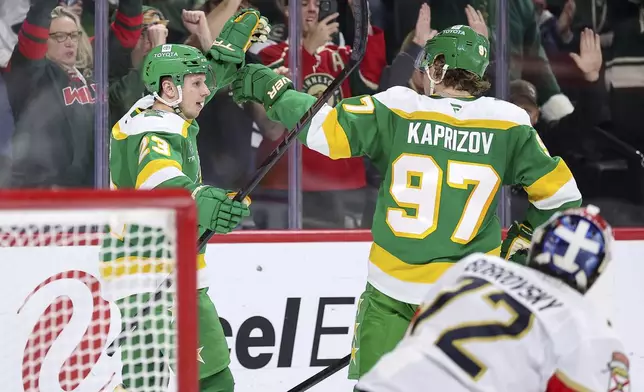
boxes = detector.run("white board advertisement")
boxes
[0,230,642,391]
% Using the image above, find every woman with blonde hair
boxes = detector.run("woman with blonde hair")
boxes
[48,6,93,77]
[5,1,97,188]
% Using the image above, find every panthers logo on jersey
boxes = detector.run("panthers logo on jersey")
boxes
[607,351,630,392]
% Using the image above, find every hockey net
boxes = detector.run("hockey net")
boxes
[0,189,198,392]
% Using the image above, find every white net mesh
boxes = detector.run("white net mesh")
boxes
[0,207,183,392]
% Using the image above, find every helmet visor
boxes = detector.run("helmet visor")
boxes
[414,50,428,70]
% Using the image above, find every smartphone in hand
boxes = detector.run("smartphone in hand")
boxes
[318,0,339,21]
[318,0,339,43]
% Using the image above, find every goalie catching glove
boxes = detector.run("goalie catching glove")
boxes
[500,221,533,265]
[232,64,293,108]
[192,186,251,234]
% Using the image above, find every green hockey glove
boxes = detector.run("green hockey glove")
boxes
[500,221,533,265]
[210,9,270,64]
[223,9,270,52]
[232,63,293,107]
[216,191,251,231]
[210,38,245,66]
[193,186,250,234]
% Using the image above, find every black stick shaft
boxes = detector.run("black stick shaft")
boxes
[286,354,351,392]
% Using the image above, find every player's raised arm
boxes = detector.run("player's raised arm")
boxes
[205,8,270,94]
[231,64,393,160]
[501,125,582,262]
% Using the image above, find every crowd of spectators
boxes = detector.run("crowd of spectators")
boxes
[1,0,643,228]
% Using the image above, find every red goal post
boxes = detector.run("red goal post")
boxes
[0,189,198,392]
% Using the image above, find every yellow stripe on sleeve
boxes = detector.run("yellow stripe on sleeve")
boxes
[524,159,573,203]
[135,159,183,189]
[321,108,352,159]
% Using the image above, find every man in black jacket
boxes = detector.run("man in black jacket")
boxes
[511,28,606,159]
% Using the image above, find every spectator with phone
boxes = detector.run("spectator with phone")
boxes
[248,0,387,229]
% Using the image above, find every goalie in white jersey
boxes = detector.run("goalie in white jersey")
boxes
[356,205,630,392]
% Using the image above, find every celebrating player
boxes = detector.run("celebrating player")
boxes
[229,21,582,383]
[102,9,269,392]
[355,205,629,392]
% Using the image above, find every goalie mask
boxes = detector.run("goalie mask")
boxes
[527,205,614,294]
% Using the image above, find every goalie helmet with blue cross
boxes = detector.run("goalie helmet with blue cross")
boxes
[527,205,614,294]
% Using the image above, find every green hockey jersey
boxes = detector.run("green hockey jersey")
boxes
[101,95,210,298]
[267,86,582,304]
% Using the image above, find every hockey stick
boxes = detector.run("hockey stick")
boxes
[592,126,644,168]
[196,0,369,252]
[106,0,369,358]
[105,279,172,356]
[286,354,351,392]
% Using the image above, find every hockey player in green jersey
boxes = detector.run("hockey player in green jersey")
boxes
[229,22,582,385]
[103,9,270,392]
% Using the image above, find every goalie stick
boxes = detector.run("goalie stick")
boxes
[106,0,369,358]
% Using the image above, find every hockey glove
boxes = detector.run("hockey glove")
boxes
[500,221,533,265]
[232,64,293,108]
[210,9,270,64]
[193,186,250,234]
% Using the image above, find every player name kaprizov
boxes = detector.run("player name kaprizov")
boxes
[464,257,564,312]
[407,122,494,155]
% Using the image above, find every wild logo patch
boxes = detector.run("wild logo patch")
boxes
[303,73,342,107]
[607,351,630,392]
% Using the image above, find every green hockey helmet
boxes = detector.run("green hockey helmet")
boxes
[142,44,215,97]
[416,25,490,79]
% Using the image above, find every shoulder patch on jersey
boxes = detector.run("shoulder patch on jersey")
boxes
[607,351,630,392]
[115,109,190,140]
